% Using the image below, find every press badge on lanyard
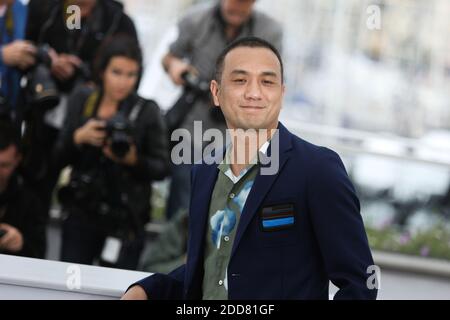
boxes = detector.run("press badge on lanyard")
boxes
[101,237,122,264]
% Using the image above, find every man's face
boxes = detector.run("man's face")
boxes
[70,0,97,18]
[221,0,256,28]
[210,46,285,131]
[0,145,20,192]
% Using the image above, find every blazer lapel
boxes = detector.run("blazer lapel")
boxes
[231,123,293,258]
[185,162,219,295]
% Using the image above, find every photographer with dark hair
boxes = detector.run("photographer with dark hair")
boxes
[54,35,169,269]
[21,0,139,221]
[0,119,46,258]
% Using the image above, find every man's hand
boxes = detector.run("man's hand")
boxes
[163,54,197,86]
[1,40,36,70]
[103,142,138,166]
[121,285,148,300]
[49,51,82,81]
[0,223,24,253]
[74,119,106,147]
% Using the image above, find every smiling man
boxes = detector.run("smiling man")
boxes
[162,0,282,221]
[123,37,377,300]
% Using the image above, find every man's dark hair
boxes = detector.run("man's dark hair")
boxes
[93,33,143,86]
[0,119,20,152]
[214,36,284,83]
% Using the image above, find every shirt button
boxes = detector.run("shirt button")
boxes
[224,236,230,242]
[218,280,224,286]
[229,193,235,199]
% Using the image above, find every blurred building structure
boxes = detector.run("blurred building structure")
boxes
[124,0,450,137]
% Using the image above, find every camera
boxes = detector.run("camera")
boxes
[58,173,120,218]
[182,71,225,124]
[181,71,209,94]
[57,173,96,208]
[164,71,213,133]
[57,172,132,234]
[105,113,133,158]
[25,44,60,111]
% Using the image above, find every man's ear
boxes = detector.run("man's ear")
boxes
[210,80,221,107]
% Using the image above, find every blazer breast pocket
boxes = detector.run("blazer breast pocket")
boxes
[260,202,295,232]
[258,201,300,248]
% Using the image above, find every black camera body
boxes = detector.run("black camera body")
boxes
[182,71,210,94]
[105,113,133,159]
[58,173,95,208]
[181,71,225,124]
[25,44,60,111]
[57,172,133,235]
[164,71,212,134]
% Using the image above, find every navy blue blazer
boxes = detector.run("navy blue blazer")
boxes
[136,123,377,300]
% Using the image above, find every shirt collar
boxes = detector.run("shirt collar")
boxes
[219,140,270,184]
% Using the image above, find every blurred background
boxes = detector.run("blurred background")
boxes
[112,0,450,299]
[0,0,442,299]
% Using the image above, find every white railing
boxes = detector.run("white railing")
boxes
[282,117,450,168]
[0,254,151,300]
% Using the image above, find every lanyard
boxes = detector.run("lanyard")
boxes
[0,5,13,46]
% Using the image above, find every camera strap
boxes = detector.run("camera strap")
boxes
[82,90,100,118]
[127,98,144,124]
[0,5,14,43]
[82,90,144,125]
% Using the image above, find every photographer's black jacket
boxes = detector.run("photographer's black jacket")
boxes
[0,175,47,258]
[26,0,138,91]
[54,86,170,225]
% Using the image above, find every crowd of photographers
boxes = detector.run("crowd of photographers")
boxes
[0,0,282,271]
[0,0,166,269]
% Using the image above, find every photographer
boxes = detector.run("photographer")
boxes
[54,35,169,269]
[162,0,282,220]
[0,119,46,259]
[26,0,138,92]
[21,0,139,220]
[0,0,36,123]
